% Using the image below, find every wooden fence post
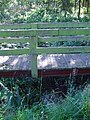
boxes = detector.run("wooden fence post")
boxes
[30,23,38,78]
[30,36,38,78]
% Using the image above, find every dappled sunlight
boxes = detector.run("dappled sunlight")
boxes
[69,59,76,66]
[0,56,9,63]
[0,54,90,70]
[62,54,67,57]
[38,55,58,69]
[50,55,58,68]
[86,60,90,66]
[11,58,19,66]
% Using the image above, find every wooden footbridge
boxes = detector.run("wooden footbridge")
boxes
[0,22,90,78]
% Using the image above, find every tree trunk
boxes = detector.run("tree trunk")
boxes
[78,0,81,18]
[75,0,77,10]
[87,0,89,13]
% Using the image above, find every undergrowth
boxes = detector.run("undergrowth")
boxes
[0,75,90,120]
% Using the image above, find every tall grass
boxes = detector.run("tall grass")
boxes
[1,84,90,120]
[0,77,90,120]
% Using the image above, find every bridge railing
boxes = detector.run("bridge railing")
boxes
[0,22,90,77]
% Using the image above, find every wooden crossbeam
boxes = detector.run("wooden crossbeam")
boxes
[0,22,90,78]
[0,22,90,29]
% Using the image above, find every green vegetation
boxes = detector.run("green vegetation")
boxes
[0,1,90,120]
[0,77,90,120]
[0,0,90,23]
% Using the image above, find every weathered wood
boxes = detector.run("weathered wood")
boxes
[0,30,37,37]
[0,23,31,29]
[0,37,30,43]
[58,28,90,36]
[0,22,90,78]
[36,46,90,54]
[0,28,90,38]
[38,35,90,43]
[0,49,30,56]
[0,22,90,29]
[30,36,38,78]
[0,54,90,71]
[37,22,90,28]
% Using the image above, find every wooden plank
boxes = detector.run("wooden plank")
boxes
[51,54,68,68]
[0,22,90,30]
[0,30,37,37]
[63,54,74,68]
[38,54,67,69]
[0,54,90,71]
[11,56,20,70]
[38,35,90,43]
[0,29,58,37]
[0,22,90,78]
[31,23,38,29]
[39,69,90,77]
[0,55,31,70]
[38,54,90,69]
[66,54,90,68]
[0,28,90,38]
[15,56,30,70]
[70,54,85,68]
[31,55,37,77]
[38,28,90,36]
[36,46,90,54]
[0,37,30,43]
[37,29,59,36]
[58,28,90,36]
[74,54,89,67]
[0,70,31,78]
[83,54,90,67]
[0,48,30,56]
[38,22,90,28]
[38,55,52,69]
[37,55,49,69]
[6,56,19,70]
[0,23,31,29]
[30,36,38,78]
[22,55,31,70]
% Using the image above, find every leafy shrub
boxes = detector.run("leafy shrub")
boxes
[27,7,45,23]
[11,7,90,23]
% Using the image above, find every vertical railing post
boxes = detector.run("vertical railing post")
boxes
[30,23,38,78]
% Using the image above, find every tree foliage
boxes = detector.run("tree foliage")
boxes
[0,0,90,23]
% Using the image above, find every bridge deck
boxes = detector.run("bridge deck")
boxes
[0,54,90,77]
[0,54,90,70]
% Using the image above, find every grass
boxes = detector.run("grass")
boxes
[2,89,90,120]
[0,76,90,120]
[1,86,90,120]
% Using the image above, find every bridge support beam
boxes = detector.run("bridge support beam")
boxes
[31,54,38,78]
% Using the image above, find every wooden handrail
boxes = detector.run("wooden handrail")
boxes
[0,22,90,78]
